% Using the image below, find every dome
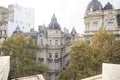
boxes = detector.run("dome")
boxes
[104,2,113,10]
[12,26,22,35]
[41,24,47,35]
[48,14,61,30]
[86,0,103,12]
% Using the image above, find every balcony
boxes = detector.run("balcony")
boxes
[2,34,7,38]
[54,58,62,63]
[38,45,46,48]
[47,58,53,63]
[47,45,63,49]
[38,44,64,49]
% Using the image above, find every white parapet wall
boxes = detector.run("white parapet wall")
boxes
[81,63,120,80]
[12,74,45,80]
[102,63,120,80]
[0,56,10,80]
[81,75,102,80]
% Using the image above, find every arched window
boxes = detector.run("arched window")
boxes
[55,53,58,58]
[49,53,52,58]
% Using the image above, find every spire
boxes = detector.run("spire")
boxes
[48,14,61,30]
[16,25,21,32]
[51,14,57,21]
[71,27,77,36]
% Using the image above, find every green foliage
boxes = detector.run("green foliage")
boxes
[58,30,120,80]
[0,34,48,79]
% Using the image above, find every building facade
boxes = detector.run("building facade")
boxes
[37,14,80,80]
[0,7,8,46]
[8,4,34,36]
[0,4,34,37]
[84,0,120,43]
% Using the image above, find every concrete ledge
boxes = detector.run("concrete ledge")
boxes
[81,74,102,80]
[0,56,10,80]
[12,74,45,80]
[102,63,120,80]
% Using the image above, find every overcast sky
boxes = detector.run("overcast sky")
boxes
[0,0,120,34]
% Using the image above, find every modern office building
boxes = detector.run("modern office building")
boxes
[0,4,34,37]
[8,4,34,36]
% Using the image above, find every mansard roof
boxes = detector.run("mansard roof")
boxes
[40,24,47,35]
[12,26,22,35]
[48,14,61,30]
[71,27,77,36]
[86,0,103,12]
[104,2,113,10]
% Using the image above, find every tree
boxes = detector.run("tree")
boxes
[58,41,104,80]
[58,30,120,80]
[91,30,120,63]
[91,30,115,55]
[0,34,48,79]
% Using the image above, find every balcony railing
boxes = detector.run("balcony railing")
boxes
[38,44,64,49]
[47,58,53,63]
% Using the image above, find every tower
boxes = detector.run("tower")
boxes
[84,0,120,43]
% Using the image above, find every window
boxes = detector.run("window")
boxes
[49,53,52,58]
[28,24,30,27]
[0,31,2,35]
[86,23,90,31]
[117,15,120,27]
[49,40,52,45]
[40,50,43,53]
[55,53,58,58]
[21,21,23,24]
[106,22,113,30]
[55,40,58,45]
[38,58,44,62]
[40,39,43,45]
[92,22,98,31]
[3,30,6,35]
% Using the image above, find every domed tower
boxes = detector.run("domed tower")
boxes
[12,26,22,35]
[86,0,103,12]
[84,0,103,32]
[84,0,103,44]
[46,14,62,80]
[84,0,120,44]
[104,2,113,10]
[71,27,79,44]
[48,14,61,30]
[47,14,62,38]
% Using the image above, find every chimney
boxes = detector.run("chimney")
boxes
[38,25,42,32]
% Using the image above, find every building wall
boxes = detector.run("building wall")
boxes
[8,4,34,36]
[37,28,75,80]
[84,9,120,42]
[0,56,10,80]
[0,4,35,39]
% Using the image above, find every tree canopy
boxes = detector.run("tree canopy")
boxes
[0,34,48,79]
[58,30,120,80]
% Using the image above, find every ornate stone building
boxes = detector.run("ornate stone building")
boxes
[0,6,8,44]
[84,0,120,43]
[37,14,80,80]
